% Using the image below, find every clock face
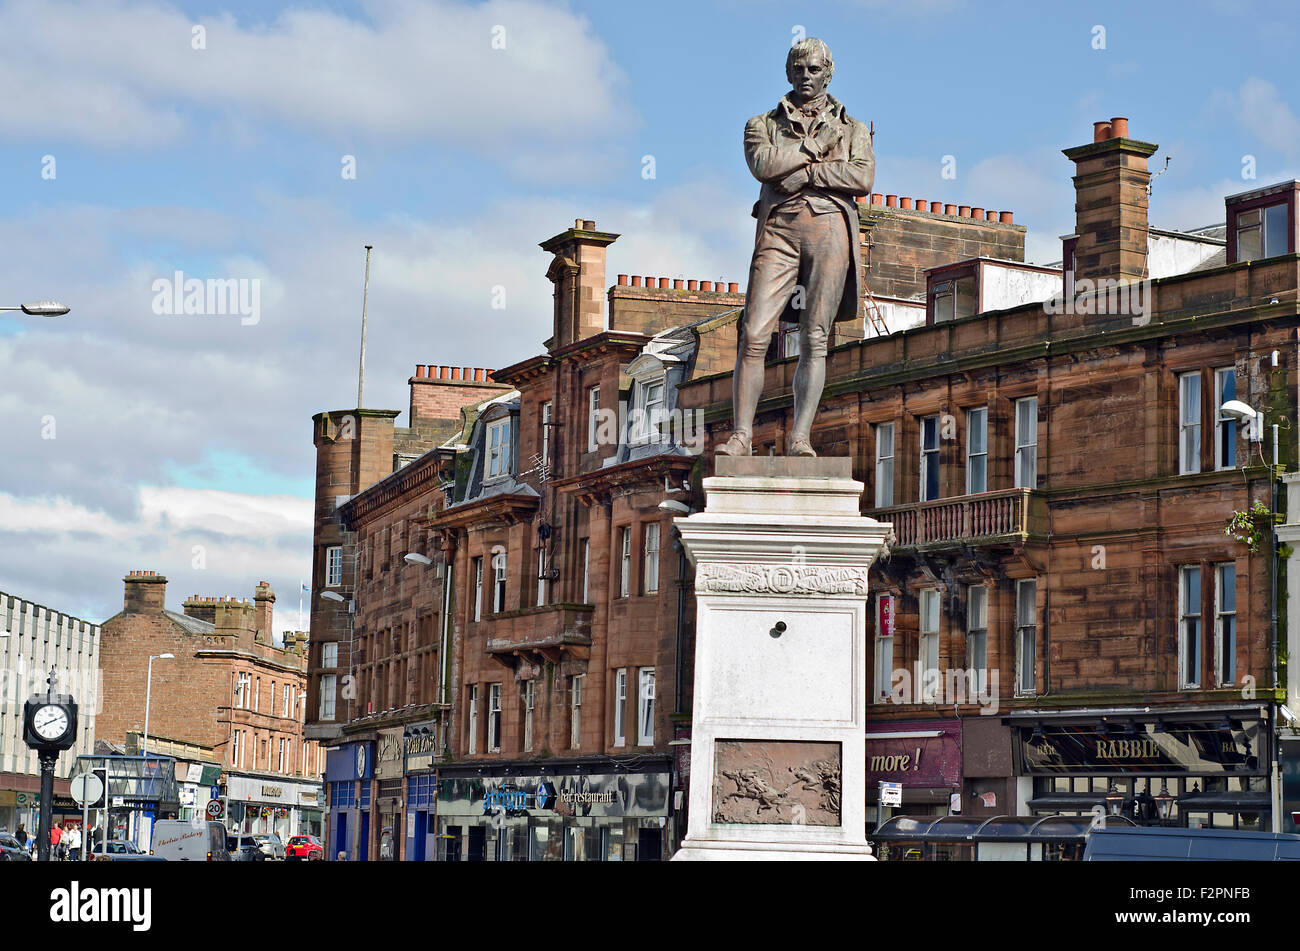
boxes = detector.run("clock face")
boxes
[33,704,69,741]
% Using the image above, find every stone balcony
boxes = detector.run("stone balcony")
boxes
[872,487,1047,551]
[480,602,594,669]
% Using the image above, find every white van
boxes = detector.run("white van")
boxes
[151,820,230,861]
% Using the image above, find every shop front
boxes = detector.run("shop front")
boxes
[226,774,325,840]
[1009,705,1274,830]
[324,742,371,860]
[435,760,673,861]
[403,720,438,862]
[374,727,404,861]
[866,719,963,830]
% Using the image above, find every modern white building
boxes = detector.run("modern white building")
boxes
[0,589,101,834]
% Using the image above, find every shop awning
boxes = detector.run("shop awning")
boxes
[1176,790,1270,811]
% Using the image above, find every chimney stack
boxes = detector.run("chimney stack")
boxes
[540,219,619,351]
[1063,117,1157,285]
[123,570,167,613]
[254,581,276,642]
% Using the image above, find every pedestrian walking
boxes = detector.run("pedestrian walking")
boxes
[12,825,26,849]
[63,824,81,861]
[51,822,63,860]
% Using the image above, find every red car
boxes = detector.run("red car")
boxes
[285,835,323,861]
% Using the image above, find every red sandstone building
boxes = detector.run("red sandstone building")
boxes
[99,572,324,840]
[307,117,1300,858]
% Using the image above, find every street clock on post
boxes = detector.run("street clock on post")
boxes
[24,691,77,751]
[23,670,79,861]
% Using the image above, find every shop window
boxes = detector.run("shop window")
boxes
[522,680,535,753]
[1179,372,1202,475]
[637,668,655,745]
[580,539,590,603]
[919,416,940,502]
[467,685,478,755]
[1216,563,1237,687]
[570,675,583,750]
[619,528,631,598]
[967,407,988,495]
[919,589,940,702]
[643,523,660,594]
[492,551,507,613]
[1015,397,1038,489]
[1179,565,1203,689]
[540,401,552,472]
[1015,580,1037,696]
[588,386,601,453]
[874,594,895,703]
[488,683,502,752]
[875,423,894,508]
[472,557,483,622]
[1215,368,1238,470]
[536,546,548,607]
[967,585,988,696]
[613,669,627,747]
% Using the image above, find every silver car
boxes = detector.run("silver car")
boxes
[252,833,285,860]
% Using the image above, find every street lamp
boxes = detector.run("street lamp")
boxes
[142,653,174,758]
[1104,783,1125,817]
[0,301,70,317]
[403,553,433,566]
[1154,779,1174,825]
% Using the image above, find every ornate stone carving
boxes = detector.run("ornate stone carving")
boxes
[695,563,869,596]
[713,740,841,826]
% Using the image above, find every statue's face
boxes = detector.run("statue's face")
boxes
[787,49,829,102]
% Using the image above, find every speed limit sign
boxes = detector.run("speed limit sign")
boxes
[206,799,225,819]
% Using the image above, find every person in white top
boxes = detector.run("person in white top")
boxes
[63,824,81,861]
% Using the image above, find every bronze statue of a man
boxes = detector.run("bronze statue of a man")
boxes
[717,38,874,458]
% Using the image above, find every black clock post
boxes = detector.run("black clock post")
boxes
[22,668,79,862]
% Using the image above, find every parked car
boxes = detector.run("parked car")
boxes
[0,834,32,861]
[252,833,286,861]
[285,835,323,861]
[227,835,266,862]
[89,839,166,862]
[150,820,230,862]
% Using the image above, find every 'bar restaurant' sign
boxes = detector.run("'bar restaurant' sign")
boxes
[1016,719,1264,775]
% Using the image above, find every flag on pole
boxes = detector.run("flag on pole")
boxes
[301,581,310,594]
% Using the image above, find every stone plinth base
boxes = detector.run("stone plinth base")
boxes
[673,455,891,861]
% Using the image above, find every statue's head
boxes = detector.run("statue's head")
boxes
[786,38,833,102]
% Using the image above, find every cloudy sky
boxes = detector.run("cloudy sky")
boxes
[0,0,1296,636]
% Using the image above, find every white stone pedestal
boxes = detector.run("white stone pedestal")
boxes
[672,457,891,861]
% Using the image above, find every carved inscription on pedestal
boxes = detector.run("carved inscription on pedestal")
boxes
[712,739,841,826]
[695,564,869,596]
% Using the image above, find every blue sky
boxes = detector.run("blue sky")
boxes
[0,0,1296,629]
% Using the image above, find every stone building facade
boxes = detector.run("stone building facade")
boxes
[0,590,100,835]
[98,572,324,839]
[678,120,1300,834]
[306,117,1300,854]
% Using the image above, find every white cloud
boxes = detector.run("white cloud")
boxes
[0,0,631,172]
[1231,78,1300,157]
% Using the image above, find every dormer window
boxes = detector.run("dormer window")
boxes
[932,274,975,323]
[486,418,511,480]
[631,379,666,444]
[1226,182,1297,263]
[1235,203,1288,260]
